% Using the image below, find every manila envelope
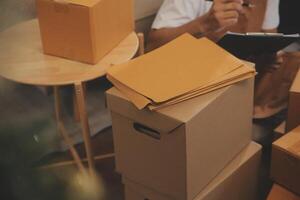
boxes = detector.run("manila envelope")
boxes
[108,64,255,110]
[150,62,256,107]
[107,33,243,103]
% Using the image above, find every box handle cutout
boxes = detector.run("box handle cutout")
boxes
[133,123,161,140]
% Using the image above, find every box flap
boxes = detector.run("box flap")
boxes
[50,0,100,7]
[290,70,300,93]
[273,125,300,159]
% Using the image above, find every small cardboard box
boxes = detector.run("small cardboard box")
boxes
[36,0,134,64]
[106,78,254,200]
[123,142,262,200]
[287,70,300,132]
[271,125,300,195]
[267,184,300,200]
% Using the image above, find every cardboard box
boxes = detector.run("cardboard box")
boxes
[36,0,134,64]
[271,125,300,195]
[123,142,262,200]
[106,78,254,200]
[287,70,300,132]
[267,184,300,200]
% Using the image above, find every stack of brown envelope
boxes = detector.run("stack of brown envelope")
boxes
[107,33,256,110]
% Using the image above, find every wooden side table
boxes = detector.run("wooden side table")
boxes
[0,19,140,174]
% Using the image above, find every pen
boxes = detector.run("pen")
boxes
[205,0,255,8]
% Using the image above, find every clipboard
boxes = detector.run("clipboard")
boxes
[218,32,300,59]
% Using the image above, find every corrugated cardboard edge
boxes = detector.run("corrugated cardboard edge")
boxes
[273,125,300,159]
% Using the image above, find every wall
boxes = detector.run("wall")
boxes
[0,0,36,31]
[0,0,162,34]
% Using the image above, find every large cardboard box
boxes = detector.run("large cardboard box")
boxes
[123,142,262,200]
[287,70,300,132]
[36,0,134,64]
[106,78,254,200]
[271,125,300,195]
[267,184,300,200]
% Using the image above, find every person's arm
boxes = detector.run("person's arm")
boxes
[147,0,244,51]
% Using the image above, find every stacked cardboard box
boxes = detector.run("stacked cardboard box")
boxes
[271,125,300,195]
[123,142,261,200]
[267,184,300,200]
[36,0,134,64]
[107,75,261,199]
[286,70,300,132]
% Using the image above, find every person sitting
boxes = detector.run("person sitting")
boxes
[147,0,289,144]
[147,0,280,51]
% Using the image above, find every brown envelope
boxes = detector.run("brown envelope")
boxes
[107,34,243,103]
[149,73,255,110]
[107,74,151,109]
[108,65,255,110]
[156,62,256,104]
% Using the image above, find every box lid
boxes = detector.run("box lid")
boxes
[106,85,233,133]
[273,125,300,159]
[49,0,100,7]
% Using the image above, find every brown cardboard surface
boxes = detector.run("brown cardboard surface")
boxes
[271,125,300,195]
[107,34,244,103]
[36,0,134,64]
[287,70,300,132]
[267,184,300,200]
[123,142,262,200]
[106,78,254,200]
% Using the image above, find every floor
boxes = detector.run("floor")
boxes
[38,127,124,200]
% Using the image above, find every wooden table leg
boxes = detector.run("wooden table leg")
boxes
[73,93,80,122]
[54,86,62,122]
[73,82,87,122]
[74,82,95,174]
[54,86,87,174]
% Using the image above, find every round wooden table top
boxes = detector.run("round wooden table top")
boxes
[0,19,139,86]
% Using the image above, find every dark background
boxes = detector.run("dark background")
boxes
[279,0,300,34]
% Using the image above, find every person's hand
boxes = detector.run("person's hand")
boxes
[200,0,244,33]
